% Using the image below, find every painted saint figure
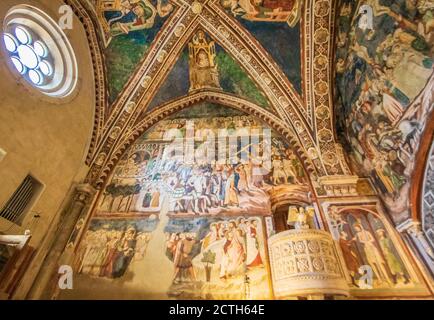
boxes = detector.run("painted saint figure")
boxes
[105,0,158,35]
[246,219,263,268]
[352,223,391,285]
[172,234,197,284]
[339,230,360,286]
[112,227,137,278]
[376,229,408,284]
[224,168,240,207]
[188,30,221,91]
[220,221,246,279]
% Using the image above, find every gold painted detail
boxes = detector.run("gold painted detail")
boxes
[188,30,221,92]
[191,1,203,14]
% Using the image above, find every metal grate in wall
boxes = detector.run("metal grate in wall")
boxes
[0,175,41,224]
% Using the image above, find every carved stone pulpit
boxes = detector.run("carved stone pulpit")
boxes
[268,226,349,299]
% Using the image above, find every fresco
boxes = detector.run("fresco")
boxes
[72,215,270,299]
[98,113,308,216]
[148,39,271,110]
[326,205,426,295]
[97,1,303,105]
[92,0,175,103]
[64,105,309,299]
[335,0,434,221]
[169,102,247,119]
[94,0,174,40]
[220,0,303,92]
[220,0,301,25]
[75,217,159,279]
[164,216,269,299]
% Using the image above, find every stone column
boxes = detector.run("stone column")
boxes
[397,219,434,277]
[26,183,96,299]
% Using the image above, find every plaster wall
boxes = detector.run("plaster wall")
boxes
[0,0,95,298]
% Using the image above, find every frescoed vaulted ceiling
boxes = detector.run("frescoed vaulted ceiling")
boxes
[94,0,302,107]
[67,0,356,192]
[3,0,431,301]
[49,0,433,205]
[102,0,176,104]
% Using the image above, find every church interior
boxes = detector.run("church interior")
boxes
[0,0,433,300]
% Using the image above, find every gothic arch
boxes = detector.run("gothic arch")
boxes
[74,0,352,189]
[83,1,319,165]
[90,90,318,188]
[336,206,383,220]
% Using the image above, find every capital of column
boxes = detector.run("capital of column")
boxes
[396,219,423,235]
[318,175,359,196]
[397,219,434,261]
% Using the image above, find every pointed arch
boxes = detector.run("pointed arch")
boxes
[79,0,354,187]
[87,3,320,159]
[88,2,194,163]
[302,0,352,176]
[90,90,318,188]
[90,21,322,182]
[205,1,306,118]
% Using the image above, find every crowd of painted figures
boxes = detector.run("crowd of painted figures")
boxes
[105,151,304,214]
[336,1,433,202]
[328,207,411,288]
[166,218,264,284]
[101,119,306,214]
[75,217,264,284]
[75,226,153,279]
[160,150,303,214]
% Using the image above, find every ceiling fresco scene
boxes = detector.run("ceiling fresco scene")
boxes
[90,0,303,105]
[221,0,303,92]
[91,0,176,103]
[147,32,271,111]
